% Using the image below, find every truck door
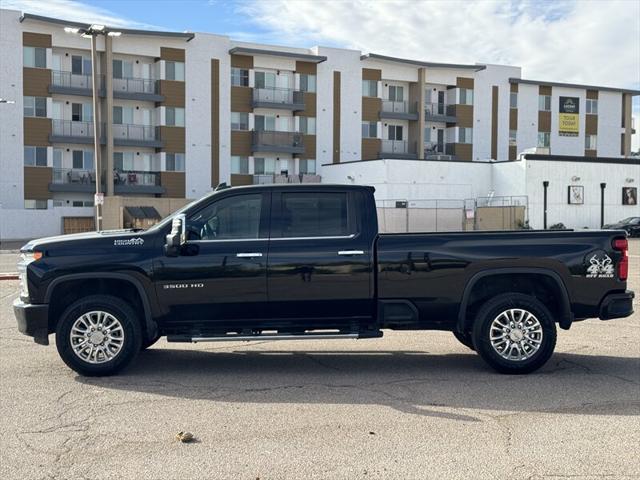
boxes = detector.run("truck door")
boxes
[266,189,374,328]
[153,191,271,329]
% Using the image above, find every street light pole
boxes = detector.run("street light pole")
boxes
[89,33,103,231]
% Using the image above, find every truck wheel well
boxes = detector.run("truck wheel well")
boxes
[462,273,566,330]
[48,279,147,335]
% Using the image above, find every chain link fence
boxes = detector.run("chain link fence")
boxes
[376,196,529,233]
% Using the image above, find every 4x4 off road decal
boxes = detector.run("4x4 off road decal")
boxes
[113,237,144,246]
[586,253,614,278]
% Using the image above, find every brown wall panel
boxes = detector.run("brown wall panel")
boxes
[301,134,316,159]
[539,85,552,96]
[333,71,341,163]
[231,131,252,156]
[491,86,498,160]
[211,58,220,187]
[455,104,473,128]
[362,68,382,81]
[509,108,518,130]
[457,77,474,89]
[586,90,598,100]
[295,61,317,75]
[508,145,517,160]
[362,138,381,160]
[23,32,51,48]
[23,166,52,200]
[230,174,253,186]
[455,143,472,161]
[297,92,316,117]
[538,111,551,132]
[158,80,185,107]
[362,97,381,122]
[585,114,598,134]
[160,47,185,62]
[158,126,185,153]
[231,86,253,113]
[231,55,253,69]
[23,67,51,97]
[510,83,519,93]
[160,171,185,198]
[24,117,51,146]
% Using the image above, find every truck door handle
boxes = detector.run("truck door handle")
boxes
[338,250,365,256]
[236,252,263,258]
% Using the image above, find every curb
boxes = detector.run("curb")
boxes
[0,273,19,281]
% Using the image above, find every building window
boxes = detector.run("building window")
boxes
[586,99,598,115]
[24,96,47,117]
[388,85,404,101]
[72,55,92,75]
[254,115,276,132]
[510,92,518,109]
[299,158,316,175]
[299,74,316,92]
[255,71,276,89]
[538,95,551,111]
[231,112,249,131]
[585,134,597,150]
[72,150,94,170]
[537,132,551,148]
[113,106,133,125]
[254,157,275,175]
[24,199,48,209]
[72,103,93,122]
[362,79,378,97]
[24,146,47,167]
[23,46,46,68]
[113,59,133,79]
[459,88,473,105]
[298,116,316,134]
[231,67,249,87]
[459,127,473,144]
[230,156,249,174]
[166,153,185,171]
[114,152,134,171]
[165,61,185,81]
[72,200,94,207]
[165,107,185,127]
[388,125,403,141]
[509,130,517,147]
[53,148,63,168]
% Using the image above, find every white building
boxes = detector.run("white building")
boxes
[0,9,638,240]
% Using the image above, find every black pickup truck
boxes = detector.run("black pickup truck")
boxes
[14,184,633,376]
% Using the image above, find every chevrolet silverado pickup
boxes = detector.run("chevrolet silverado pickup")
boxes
[14,184,634,376]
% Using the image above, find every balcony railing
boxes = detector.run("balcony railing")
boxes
[424,102,456,121]
[112,124,158,142]
[52,168,95,185]
[113,170,161,187]
[424,141,454,160]
[113,77,157,95]
[252,87,304,110]
[382,100,417,114]
[381,139,417,156]
[252,130,304,153]
[52,120,99,139]
[51,70,103,91]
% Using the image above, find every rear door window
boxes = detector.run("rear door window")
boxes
[279,192,352,238]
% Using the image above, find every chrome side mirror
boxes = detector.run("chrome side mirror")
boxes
[164,214,186,256]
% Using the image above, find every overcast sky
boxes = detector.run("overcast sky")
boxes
[3,0,639,150]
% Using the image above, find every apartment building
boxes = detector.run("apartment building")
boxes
[0,9,637,240]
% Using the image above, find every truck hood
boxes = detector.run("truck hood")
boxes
[21,229,147,252]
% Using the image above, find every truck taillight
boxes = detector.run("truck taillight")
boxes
[613,237,628,281]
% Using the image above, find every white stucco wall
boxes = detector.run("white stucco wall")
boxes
[597,91,623,157]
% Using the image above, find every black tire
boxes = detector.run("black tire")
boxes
[141,332,161,350]
[55,295,142,376]
[452,330,475,351]
[472,293,557,374]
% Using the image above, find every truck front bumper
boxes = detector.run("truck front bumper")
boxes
[599,290,634,320]
[13,298,50,345]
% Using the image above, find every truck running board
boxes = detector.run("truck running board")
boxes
[167,330,383,343]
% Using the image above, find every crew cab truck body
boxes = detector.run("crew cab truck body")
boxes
[14,184,634,376]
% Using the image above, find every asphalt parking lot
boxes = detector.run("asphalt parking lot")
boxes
[0,241,638,479]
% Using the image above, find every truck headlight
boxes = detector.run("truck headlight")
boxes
[17,251,42,300]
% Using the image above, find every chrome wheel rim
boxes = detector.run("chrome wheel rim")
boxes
[489,308,543,362]
[70,311,125,364]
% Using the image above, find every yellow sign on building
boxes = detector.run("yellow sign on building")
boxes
[559,96,579,136]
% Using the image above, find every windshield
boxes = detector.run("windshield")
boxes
[620,217,639,225]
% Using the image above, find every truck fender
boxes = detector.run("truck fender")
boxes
[456,267,573,332]
[44,272,157,338]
